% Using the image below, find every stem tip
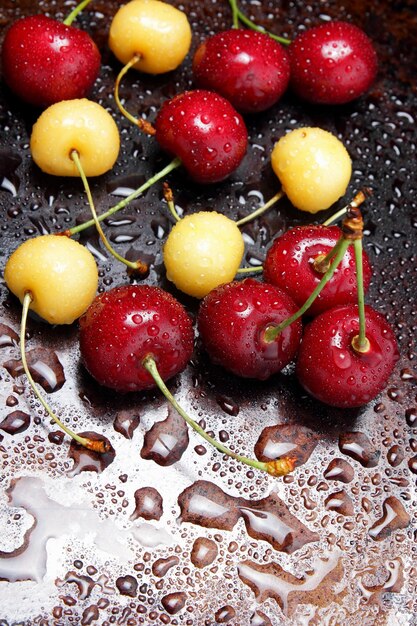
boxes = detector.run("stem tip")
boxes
[352,334,371,354]
[83,438,112,453]
[266,456,297,476]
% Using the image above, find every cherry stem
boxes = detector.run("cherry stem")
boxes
[142,356,295,477]
[115,55,157,131]
[236,265,263,274]
[19,293,108,453]
[230,0,239,28]
[63,0,94,26]
[264,237,351,342]
[323,189,371,226]
[228,0,291,45]
[236,189,285,227]
[323,204,352,227]
[65,157,182,237]
[352,237,370,353]
[163,182,181,222]
[71,150,147,273]
[339,201,369,353]
[313,237,347,274]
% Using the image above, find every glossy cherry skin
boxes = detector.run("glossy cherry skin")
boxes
[154,90,247,183]
[264,225,372,316]
[79,285,194,392]
[197,278,302,380]
[289,21,377,104]
[296,304,399,408]
[192,30,290,113]
[2,15,101,107]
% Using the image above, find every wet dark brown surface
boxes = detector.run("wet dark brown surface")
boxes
[0,0,416,624]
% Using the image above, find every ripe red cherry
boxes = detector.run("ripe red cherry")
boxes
[288,21,378,104]
[197,278,302,380]
[79,285,194,392]
[2,15,101,107]
[154,90,248,183]
[296,304,399,408]
[263,225,372,316]
[192,30,290,113]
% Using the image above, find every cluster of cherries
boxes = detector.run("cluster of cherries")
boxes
[2,0,378,110]
[1,0,399,475]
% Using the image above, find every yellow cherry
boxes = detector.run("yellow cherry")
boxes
[4,235,98,325]
[163,212,244,299]
[109,0,192,74]
[30,99,120,177]
[271,127,352,213]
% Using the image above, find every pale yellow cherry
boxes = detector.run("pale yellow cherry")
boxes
[271,127,352,213]
[30,99,120,177]
[109,0,192,74]
[163,212,244,299]
[4,235,98,325]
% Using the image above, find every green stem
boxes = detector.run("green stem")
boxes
[163,184,181,222]
[20,293,93,449]
[352,238,370,352]
[71,150,143,272]
[166,200,181,222]
[115,55,143,127]
[229,0,240,28]
[236,265,263,274]
[66,157,182,237]
[63,0,93,26]
[236,189,285,227]
[264,238,351,342]
[142,356,295,476]
[322,204,350,226]
[313,236,347,274]
[228,0,291,45]
[323,190,370,226]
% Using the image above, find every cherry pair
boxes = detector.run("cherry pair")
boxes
[193,2,377,112]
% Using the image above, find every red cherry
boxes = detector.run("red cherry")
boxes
[154,90,248,183]
[192,30,290,113]
[197,278,302,380]
[79,285,194,392]
[288,21,377,104]
[2,15,101,107]
[296,304,399,408]
[263,225,372,316]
